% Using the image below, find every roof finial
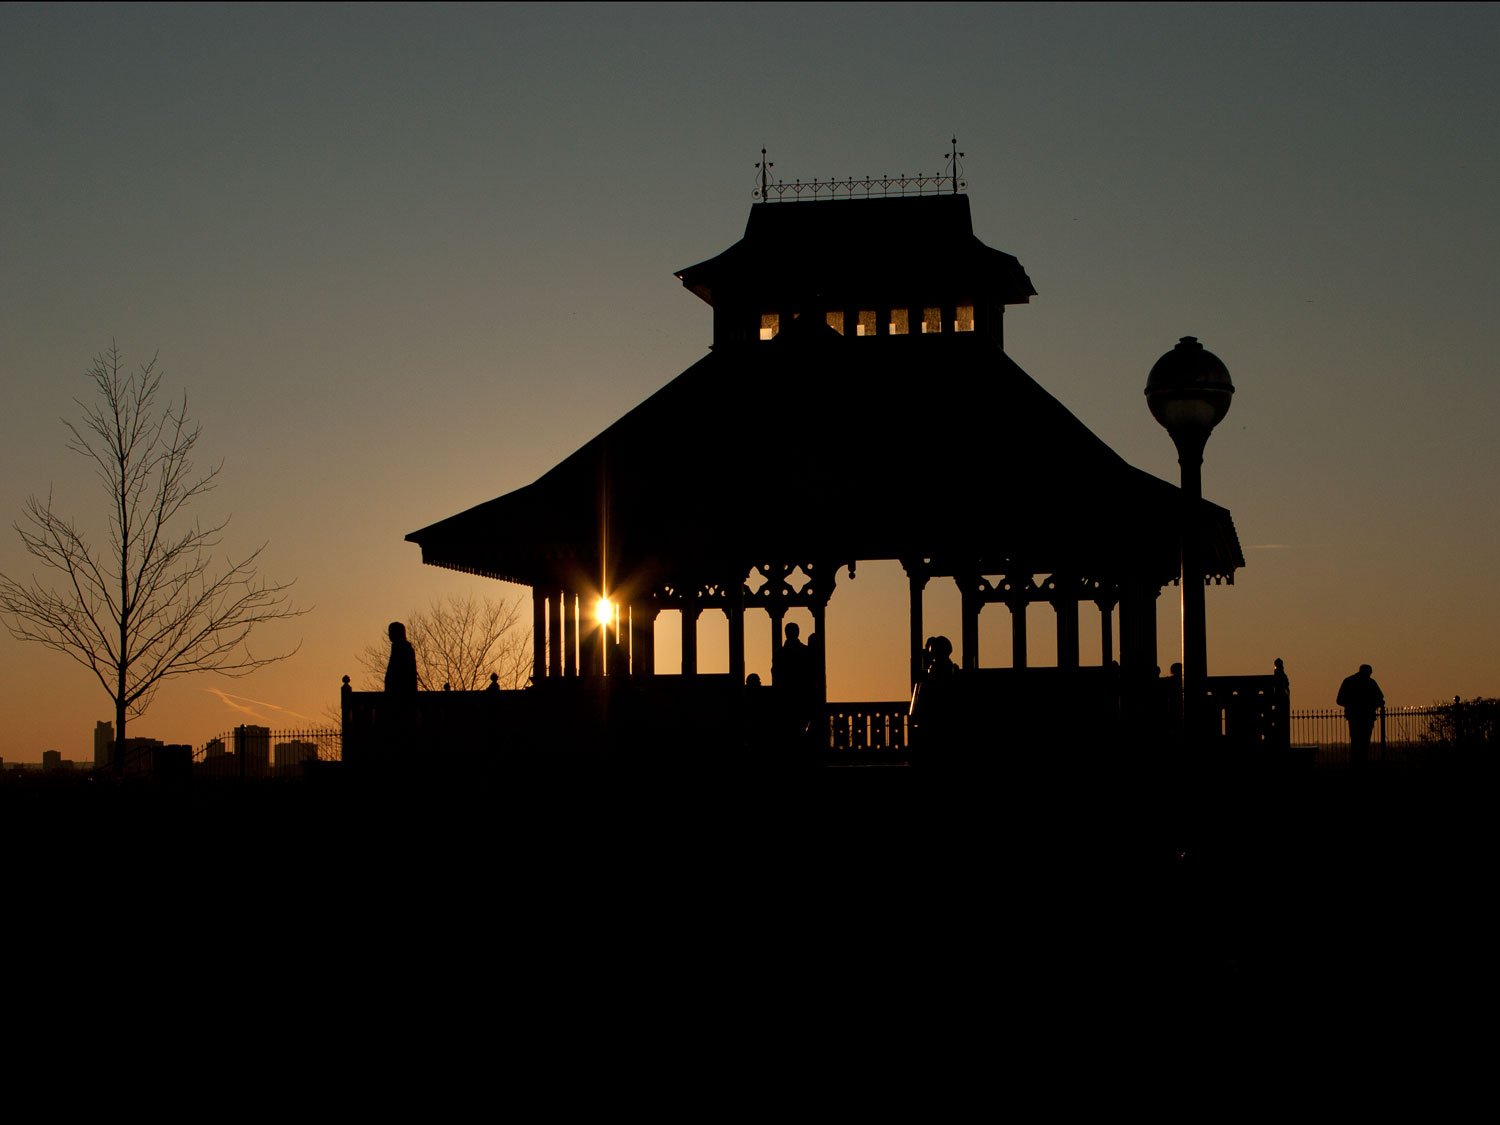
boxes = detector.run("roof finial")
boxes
[754,148,774,203]
[946,137,966,195]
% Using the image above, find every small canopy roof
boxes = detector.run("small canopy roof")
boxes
[675,194,1037,309]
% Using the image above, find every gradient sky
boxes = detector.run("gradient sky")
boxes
[3,2,1496,761]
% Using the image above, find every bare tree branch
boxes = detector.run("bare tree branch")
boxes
[358,593,530,692]
[0,343,304,770]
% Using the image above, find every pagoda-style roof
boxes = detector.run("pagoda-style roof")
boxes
[406,322,1242,592]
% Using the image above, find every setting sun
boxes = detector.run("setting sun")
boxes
[594,597,614,626]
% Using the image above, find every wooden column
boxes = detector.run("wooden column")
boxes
[563,591,578,677]
[1118,578,1160,675]
[728,586,746,686]
[532,587,546,683]
[1054,588,1079,671]
[1009,599,1028,670]
[548,590,563,679]
[811,601,828,704]
[681,601,698,676]
[1097,593,1118,667]
[906,567,928,690]
[630,603,656,676]
[959,576,980,671]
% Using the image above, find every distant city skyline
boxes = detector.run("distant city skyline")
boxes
[3,3,1497,759]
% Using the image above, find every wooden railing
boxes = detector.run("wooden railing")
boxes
[338,669,1294,763]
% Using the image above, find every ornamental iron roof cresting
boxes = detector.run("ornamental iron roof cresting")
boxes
[753,138,966,202]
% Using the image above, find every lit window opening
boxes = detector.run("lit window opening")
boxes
[825,310,845,335]
[759,313,779,341]
[921,307,942,334]
[955,304,975,332]
[856,310,877,337]
[889,309,909,335]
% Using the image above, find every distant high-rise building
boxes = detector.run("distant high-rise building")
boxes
[94,720,113,769]
[274,740,317,771]
[234,725,271,778]
[43,749,62,772]
[198,736,230,778]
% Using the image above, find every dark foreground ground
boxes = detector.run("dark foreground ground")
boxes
[4,753,1486,1088]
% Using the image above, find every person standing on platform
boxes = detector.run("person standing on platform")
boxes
[375,620,419,770]
[773,622,812,746]
[1336,663,1384,769]
[385,621,418,693]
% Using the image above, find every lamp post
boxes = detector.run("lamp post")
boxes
[1145,336,1234,742]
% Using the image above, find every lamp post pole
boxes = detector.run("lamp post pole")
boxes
[1146,337,1233,745]
[1174,427,1209,727]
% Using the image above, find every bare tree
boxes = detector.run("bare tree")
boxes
[359,593,530,692]
[0,344,303,772]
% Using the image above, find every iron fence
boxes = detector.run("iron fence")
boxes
[1289,703,1495,768]
[191,726,341,780]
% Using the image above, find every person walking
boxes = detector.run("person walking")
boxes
[1336,664,1384,768]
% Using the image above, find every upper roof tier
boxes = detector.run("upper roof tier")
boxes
[674,194,1036,325]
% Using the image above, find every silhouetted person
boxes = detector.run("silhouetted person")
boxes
[773,623,813,745]
[385,622,417,693]
[1337,664,1384,769]
[372,621,418,772]
[912,635,959,755]
[773,622,808,687]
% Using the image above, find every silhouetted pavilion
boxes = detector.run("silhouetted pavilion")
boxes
[407,190,1244,724]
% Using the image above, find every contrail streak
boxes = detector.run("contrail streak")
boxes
[203,688,311,723]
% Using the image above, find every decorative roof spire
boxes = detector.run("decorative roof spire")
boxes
[945,136,965,195]
[754,148,774,204]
